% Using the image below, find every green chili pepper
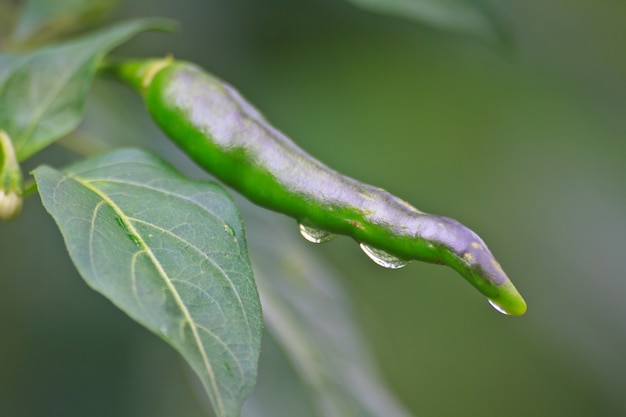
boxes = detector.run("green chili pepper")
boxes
[104,57,527,316]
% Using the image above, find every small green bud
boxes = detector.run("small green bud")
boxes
[0,130,23,221]
[0,189,23,221]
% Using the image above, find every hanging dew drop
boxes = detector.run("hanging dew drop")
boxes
[298,223,335,244]
[359,243,409,269]
[488,299,509,315]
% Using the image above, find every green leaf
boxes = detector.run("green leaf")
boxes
[242,207,415,417]
[0,18,175,162]
[345,0,508,43]
[11,0,121,47]
[33,149,262,417]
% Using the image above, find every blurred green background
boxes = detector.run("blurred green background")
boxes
[1,0,625,416]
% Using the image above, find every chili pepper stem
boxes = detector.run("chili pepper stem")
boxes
[98,55,173,94]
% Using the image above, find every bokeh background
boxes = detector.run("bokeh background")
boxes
[1,0,625,416]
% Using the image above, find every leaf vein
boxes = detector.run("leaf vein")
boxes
[130,249,148,311]
[87,178,227,229]
[194,322,246,380]
[89,201,106,281]
[128,216,253,339]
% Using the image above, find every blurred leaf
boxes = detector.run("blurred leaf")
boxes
[11,0,120,47]
[242,207,415,417]
[344,0,507,42]
[0,0,19,43]
[34,149,262,417]
[242,331,317,417]
[0,17,175,162]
